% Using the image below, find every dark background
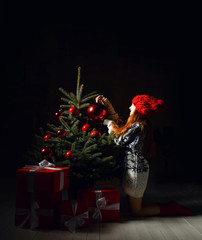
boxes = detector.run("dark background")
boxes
[2,6,200,183]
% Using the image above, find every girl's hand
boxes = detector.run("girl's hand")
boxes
[95,95,106,104]
[95,95,119,121]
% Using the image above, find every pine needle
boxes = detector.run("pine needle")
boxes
[102,156,114,162]
[59,117,71,130]
[85,144,98,153]
[100,133,106,140]
[91,152,103,158]
[80,93,99,103]
[56,160,71,167]
[39,127,45,136]
[76,67,81,100]
[71,120,79,134]
[78,84,84,103]
[59,88,75,102]
[60,105,70,109]
[70,92,77,102]
[60,97,69,103]
[47,123,58,131]
[71,141,77,151]
[82,91,97,99]
[82,139,91,152]
[79,103,90,109]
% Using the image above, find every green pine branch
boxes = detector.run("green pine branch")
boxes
[59,117,71,131]
[59,67,98,110]
[76,67,81,101]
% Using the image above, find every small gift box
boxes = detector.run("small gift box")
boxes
[77,188,120,222]
[16,160,70,193]
[60,198,89,233]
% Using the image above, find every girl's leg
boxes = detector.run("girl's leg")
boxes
[128,196,192,217]
[128,196,160,217]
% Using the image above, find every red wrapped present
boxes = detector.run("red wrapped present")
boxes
[16,160,70,193]
[77,188,120,222]
[15,190,62,229]
[15,160,70,229]
[60,198,89,233]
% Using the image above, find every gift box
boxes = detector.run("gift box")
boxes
[15,190,62,229]
[77,188,120,222]
[60,198,89,233]
[16,165,70,193]
[15,161,70,229]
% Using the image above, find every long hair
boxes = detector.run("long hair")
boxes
[111,109,153,158]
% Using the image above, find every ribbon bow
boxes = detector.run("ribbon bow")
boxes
[15,195,39,229]
[63,200,88,233]
[24,160,56,171]
[92,191,120,221]
[39,159,55,169]
[16,202,54,229]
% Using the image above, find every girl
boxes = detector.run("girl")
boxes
[96,95,192,217]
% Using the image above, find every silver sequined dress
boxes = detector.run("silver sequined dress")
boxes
[114,122,149,198]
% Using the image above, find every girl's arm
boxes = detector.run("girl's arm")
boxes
[114,123,141,147]
[104,120,141,147]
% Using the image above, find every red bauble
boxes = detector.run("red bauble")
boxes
[82,124,91,132]
[57,129,66,138]
[87,103,106,120]
[43,134,52,141]
[55,111,63,119]
[90,130,101,139]
[69,106,79,116]
[41,147,53,159]
[65,151,74,160]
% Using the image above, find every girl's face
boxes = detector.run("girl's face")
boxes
[129,104,136,115]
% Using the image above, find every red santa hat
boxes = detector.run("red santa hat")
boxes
[132,95,166,118]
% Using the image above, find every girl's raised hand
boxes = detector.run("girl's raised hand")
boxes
[95,95,119,121]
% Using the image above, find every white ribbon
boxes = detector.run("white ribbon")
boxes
[15,192,54,230]
[92,190,120,221]
[16,199,39,229]
[62,200,88,233]
[23,160,64,192]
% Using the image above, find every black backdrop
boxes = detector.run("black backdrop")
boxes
[2,14,200,182]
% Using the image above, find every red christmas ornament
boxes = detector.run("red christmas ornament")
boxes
[87,103,106,120]
[65,151,74,160]
[90,130,101,140]
[43,134,52,141]
[55,111,63,119]
[69,106,79,116]
[57,129,66,138]
[82,124,91,132]
[41,147,53,159]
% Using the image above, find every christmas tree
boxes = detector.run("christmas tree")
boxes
[27,67,121,187]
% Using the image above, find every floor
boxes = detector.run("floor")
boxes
[1,177,202,240]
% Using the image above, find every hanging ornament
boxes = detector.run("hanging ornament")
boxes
[65,151,74,160]
[90,130,101,140]
[82,124,91,132]
[41,147,53,159]
[43,134,52,141]
[68,106,79,116]
[87,103,106,121]
[57,129,67,138]
[55,110,63,119]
